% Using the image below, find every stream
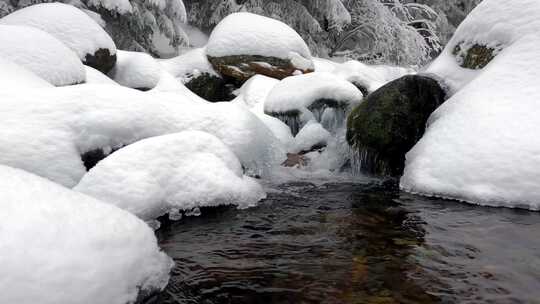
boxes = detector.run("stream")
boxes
[155,179,540,304]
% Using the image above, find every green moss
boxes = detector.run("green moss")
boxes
[453,43,497,69]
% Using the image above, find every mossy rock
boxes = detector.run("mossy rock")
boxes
[208,54,314,83]
[452,43,496,70]
[346,75,446,176]
[83,48,117,74]
[184,72,237,102]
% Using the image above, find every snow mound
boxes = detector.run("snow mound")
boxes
[401,0,540,210]
[334,60,413,93]
[109,50,161,90]
[0,25,85,86]
[233,75,294,150]
[0,57,52,91]
[160,47,218,83]
[85,66,118,85]
[0,3,116,61]
[0,84,284,187]
[265,72,363,114]
[206,12,313,69]
[312,57,339,73]
[75,131,266,221]
[0,165,172,304]
[292,121,331,154]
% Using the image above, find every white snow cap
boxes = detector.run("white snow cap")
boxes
[292,121,331,154]
[0,84,284,187]
[401,0,540,210]
[0,3,117,60]
[109,50,162,89]
[0,57,52,91]
[206,12,313,69]
[0,25,85,86]
[160,47,219,83]
[264,72,363,114]
[0,165,172,304]
[75,131,266,221]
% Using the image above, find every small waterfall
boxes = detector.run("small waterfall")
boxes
[349,146,391,176]
[270,112,302,136]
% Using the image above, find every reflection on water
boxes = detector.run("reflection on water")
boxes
[155,181,540,304]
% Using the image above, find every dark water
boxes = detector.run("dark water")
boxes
[155,181,540,304]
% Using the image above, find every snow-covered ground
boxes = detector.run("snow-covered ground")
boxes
[401,0,540,210]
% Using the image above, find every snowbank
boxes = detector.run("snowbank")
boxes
[0,84,284,187]
[0,165,172,304]
[401,0,540,210]
[108,50,161,90]
[0,57,52,91]
[0,3,116,62]
[206,12,313,70]
[85,66,118,85]
[75,131,266,220]
[0,25,85,86]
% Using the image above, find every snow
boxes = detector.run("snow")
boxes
[291,121,331,154]
[401,0,540,210]
[264,72,363,114]
[109,50,161,90]
[0,3,117,61]
[0,84,285,187]
[232,75,294,150]
[75,131,266,221]
[0,25,85,86]
[86,0,133,14]
[160,47,218,83]
[0,165,172,304]
[312,57,339,73]
[0,57,52,91]
[85,65,119,85]
[206,12,313,70]
[333,60,412,93]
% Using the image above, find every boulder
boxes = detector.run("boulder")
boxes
[207,54,314,83]
[346,75,446,176]
[184,72,237,102]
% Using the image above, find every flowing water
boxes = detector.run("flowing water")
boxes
[155,179,540,304]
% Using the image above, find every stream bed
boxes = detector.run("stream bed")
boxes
[155,180,540,304]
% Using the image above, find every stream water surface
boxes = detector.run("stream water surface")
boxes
[155,179,540,304]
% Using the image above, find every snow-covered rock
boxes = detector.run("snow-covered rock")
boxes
[401,0,540,210]
[75,131,266,221]
[108,50,161,90]
[85,66,119,85]
[264,72,363,135]
[160,48,233,101]
[0,165,172,304]
[292,121,331,154]
[0,84,285,187]
[0,57,52,91]
[0,3,117,74]
[206,12,314,82]
[0,25,85,86]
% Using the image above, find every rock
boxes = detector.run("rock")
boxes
[84,48,117,74]
[184,72,237,102]
[282,153,308,167]
[452,42,497,69]
[207,54,314,83]
[346,75,446,176]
